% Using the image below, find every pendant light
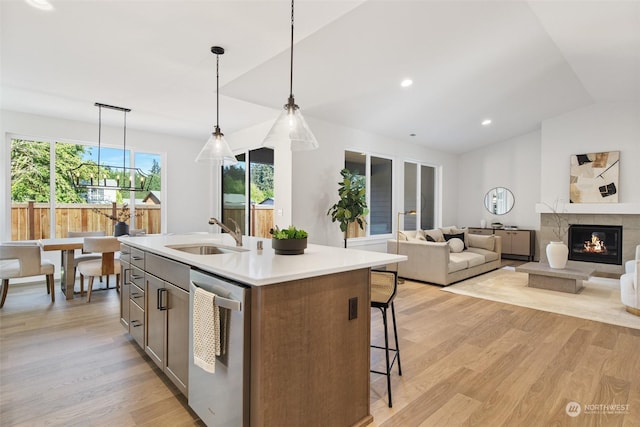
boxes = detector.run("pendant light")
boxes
[68,102,151,192]
[196,46,238,164]
[262,0,318,151]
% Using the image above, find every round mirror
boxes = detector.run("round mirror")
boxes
[484,187,514,215]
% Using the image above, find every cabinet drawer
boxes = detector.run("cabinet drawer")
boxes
[130,283,145,310]
[468,228,494,236]
[129,301,145,349]
[130,247,145,269]
[145,252,190,292]
[119,244,131,264]
[130,266,145,289]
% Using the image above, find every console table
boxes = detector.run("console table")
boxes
[515,262,595,294]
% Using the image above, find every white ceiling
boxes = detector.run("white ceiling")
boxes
[2,0,639,154]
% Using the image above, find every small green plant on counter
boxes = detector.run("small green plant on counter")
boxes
[270,225,308,240]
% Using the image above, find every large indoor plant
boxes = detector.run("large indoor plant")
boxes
[270,225,308,255]
[327,168,368,248]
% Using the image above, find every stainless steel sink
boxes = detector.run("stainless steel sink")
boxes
[165,244,248,255]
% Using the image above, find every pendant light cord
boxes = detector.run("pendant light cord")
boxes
[216,52,220,130]
[97,105,102,178]
[289,0,294,98]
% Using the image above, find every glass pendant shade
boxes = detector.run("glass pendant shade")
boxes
[263,0,318,151]
[195,128,237,165]
[263,104,318,151]
[196,46,237,164]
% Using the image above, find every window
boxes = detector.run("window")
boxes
[344,150,393,238]
[403,161,436,230]
[9,137,162,240]
[221,148,274,238]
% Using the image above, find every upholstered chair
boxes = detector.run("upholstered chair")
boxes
[77,237,121,302]
[621,245,640,316]
[67,230,107,278]
[0,242,55,308]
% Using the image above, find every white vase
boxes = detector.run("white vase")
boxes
[546,241,568,269]
[480,219,487,228]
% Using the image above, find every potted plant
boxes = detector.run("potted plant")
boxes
[270,225,308,255]
[92,203,143,237]
[327,168,368,248]
[544,200,569,269]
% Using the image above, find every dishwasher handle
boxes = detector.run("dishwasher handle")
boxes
[192,281,242,312]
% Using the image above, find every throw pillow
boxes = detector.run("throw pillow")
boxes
[397,231,408,241]
[468,234,495,251]
[443,232,467,249]
[423,228,445,242]
[452,227,469,248]
[416,230,427,241]
[448,238,465,253]
[426,234,435,242]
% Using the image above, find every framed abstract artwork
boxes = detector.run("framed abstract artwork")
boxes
[570,151,619,203]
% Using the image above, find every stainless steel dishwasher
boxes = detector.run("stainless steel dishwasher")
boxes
[189,269,250,426]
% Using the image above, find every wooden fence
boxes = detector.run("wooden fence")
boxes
[10,202,161,241]
[11,202,273,240]
[223,205,274,239]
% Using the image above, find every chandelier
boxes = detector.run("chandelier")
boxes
[68,102,151,192]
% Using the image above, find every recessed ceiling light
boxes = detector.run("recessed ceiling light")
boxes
[400,79,413,88]
[410,133,416,137]
[481,119,492,126]
[25,0,54,11]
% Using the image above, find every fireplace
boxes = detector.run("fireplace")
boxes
[568,224,623,265]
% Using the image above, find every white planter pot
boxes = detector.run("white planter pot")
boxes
[546,241,569,269]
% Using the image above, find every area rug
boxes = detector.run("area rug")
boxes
[441,267,639,330]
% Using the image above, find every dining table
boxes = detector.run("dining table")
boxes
[39,237,85,300]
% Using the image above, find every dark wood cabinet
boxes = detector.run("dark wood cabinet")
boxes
[144,253,190,396]
[120,244,189,397]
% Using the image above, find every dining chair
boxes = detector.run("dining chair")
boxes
[77,237,121,302]
[370,269,402,407]
[67,231,106,280]
[0,242,56,308]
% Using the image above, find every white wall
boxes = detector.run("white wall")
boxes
[1,109,212,242]
[540,102,640,205]
[457,130,541,230]
[290,117,459,249]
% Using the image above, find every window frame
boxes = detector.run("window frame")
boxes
[7,134,164,239]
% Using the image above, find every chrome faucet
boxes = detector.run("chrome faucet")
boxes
[208,217,243,247]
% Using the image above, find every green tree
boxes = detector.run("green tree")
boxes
[251,163,274,199]
[147,158,162,191]
[223,164,246,194]
[55,143,91,202]
[11,140,89,203]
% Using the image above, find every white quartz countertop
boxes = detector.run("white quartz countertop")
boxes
[119,233,406,287]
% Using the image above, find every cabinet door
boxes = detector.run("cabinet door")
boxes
[509,231,531,256]
[120,260,131,329]
[145,274,165,369]
[494,230,512,253]
[165,283,189,396]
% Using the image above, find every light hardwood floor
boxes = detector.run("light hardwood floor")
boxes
[1,273,638,426]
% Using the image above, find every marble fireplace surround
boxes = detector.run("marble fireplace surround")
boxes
[535,203,640,276]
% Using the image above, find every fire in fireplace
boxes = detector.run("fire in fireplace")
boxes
[568,224,623,265]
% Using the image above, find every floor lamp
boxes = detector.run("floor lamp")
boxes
[396,210,416,284]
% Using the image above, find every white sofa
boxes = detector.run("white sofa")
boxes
[387,227,502,286]
[621,244,639,315]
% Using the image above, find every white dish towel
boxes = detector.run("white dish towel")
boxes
[193,286,221,373]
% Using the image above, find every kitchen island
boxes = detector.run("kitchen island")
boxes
[118,233,406,427]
